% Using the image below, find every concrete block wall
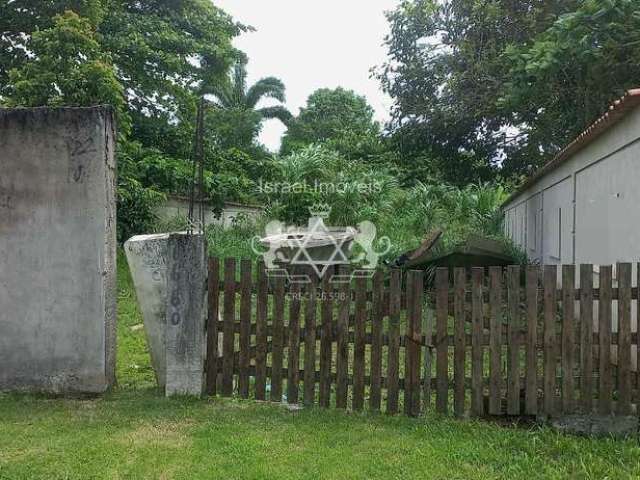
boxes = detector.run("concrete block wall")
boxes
[0,107,117,393]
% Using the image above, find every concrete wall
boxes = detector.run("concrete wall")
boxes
[503,105,640,268]
[0,107,117,393]
[156,196,263,229]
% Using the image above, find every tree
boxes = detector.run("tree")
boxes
[376,0,576,184]
[206,59,291,150]
[280,87,381,157]
[499,0,640,176]
[5,11,129,131]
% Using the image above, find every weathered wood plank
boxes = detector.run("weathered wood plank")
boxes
[205,257,220,396]
[580,264,593,412]
[561,264,575,413]
[543,265,557,416]
[335,268,351,409]
[617,263,632,414]
[238,259,252,399]
[525,265,539,415]
[319,274,334,408]
[489,266,502,416]
[370,270,384,411]
[407,270,423,417]
[471,267,484,416]
[287,282,301,404]
[222,258,236,396]
[254,262,268,400]
[303,277,318,406]
[435,268,449,414]
[387,269,401,415]
[270,277,285,402]
[453,268,466,418]
[507,265,520,415]
[598,265,613,414]
[353,276,367,411]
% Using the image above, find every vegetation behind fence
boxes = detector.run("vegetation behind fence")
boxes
[205,258,639,418]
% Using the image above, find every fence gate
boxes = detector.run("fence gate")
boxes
[205,258,639,418]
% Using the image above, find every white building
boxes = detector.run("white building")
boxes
[503,89,640,268]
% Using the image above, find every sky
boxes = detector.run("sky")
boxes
[213,0,400,151]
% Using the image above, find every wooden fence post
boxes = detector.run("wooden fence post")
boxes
[335,268,351,409]
[453,268,466,417]
[387,269,401,415]
[489,266,502,416]
[303,276,317,406]
[221,258,236,396]
[598,265,613,414]
[353,276,367,411]
[287,282,302,404]
[435,268,449,414]
[561,264,575,414]
[617,263,632,414]
[579,264,593,413]
[271,276,285,402]
[238,259,252,399]
[543,265,557,416]
[205,257,220,396]
[370,270,384,411]
[255,262,268,400]
[471,267,484,416]
[525,265,539,415]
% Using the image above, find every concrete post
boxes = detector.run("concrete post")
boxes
[165,232,207,396]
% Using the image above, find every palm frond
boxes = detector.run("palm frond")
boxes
[257,105,293,126]
[246,77,286,108]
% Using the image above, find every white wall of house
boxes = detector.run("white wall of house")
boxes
[503,103,640,371]
[503,105,640,268]
[156,196,264,229]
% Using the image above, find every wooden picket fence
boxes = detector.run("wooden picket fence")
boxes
[205,258,639,418]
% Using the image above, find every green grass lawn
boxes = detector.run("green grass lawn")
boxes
[1,252,639,479]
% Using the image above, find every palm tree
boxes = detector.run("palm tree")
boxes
[206,59,292,135]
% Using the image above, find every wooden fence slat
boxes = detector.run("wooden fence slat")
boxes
[238,259,252,399]
[471,267,484,416]
[507,265,520,415]
[489,266,502,416]
[205,257,220,396]
[598,265,613,414]
[335,269,351,409]
[319,274,334,407]
[422,279,433,414]
[370,270,384,411]
[404,272,415,416]
[561,265,575,413]
[407,270,423,417]
[287,282,301,404]
[222,258,236,396]
[453,268,466,417]
[543,265,557,416]
[580,264,594,412]
[525,265,539,415]
[435,268,449,414]
[637,263,640,409]
[255,262,268,400]
[353,276,367,411]
[303,277,318,406]
[387,269,401,415]
[617,263,632,414]
[270,277,285,402]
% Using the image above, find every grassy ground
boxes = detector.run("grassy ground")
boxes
[1,253,639,479]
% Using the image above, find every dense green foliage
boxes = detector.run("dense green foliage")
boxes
[377,0,640,183]
[281,88,382,158]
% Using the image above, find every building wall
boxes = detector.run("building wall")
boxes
[0,107,117,393]
[156,197,264,229]
[503,105,640,370]
[503,105,640,268]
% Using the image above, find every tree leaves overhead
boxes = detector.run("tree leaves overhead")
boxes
[376,0,579,183]
[280,87,381,157]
